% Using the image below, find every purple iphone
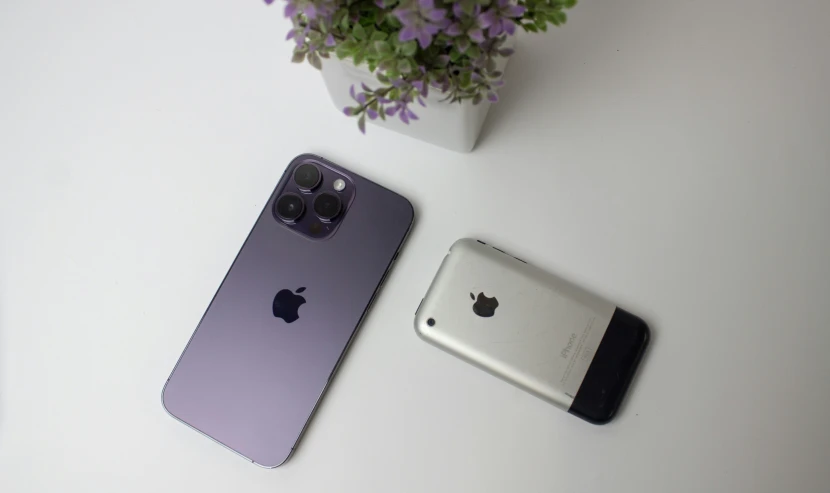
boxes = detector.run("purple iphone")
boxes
[162,154,414,467]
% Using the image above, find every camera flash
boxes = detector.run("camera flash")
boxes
[333,178,346,192]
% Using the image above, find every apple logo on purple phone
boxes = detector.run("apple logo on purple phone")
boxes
[272,287,306,323]
[471,292,499,318]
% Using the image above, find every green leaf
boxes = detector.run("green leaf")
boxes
[457,37,471,53]
[449,47,463,62]
[397,59,413,74]
[335,39,358,59]
[335,44,350,60]
[400,40,418,57]
[524,23,539,33]
[353,49,365,66]
[357,114,366,134]
[467,45,481,59]
[370,31,388,42]
[377,57,394,71]
[291,51,306,64]
[340,13,350,31]
[353,23,367,40]
[308,31,322,44]
[459,71,472,88]
[307,52,322,70]
[461,0,476,15]
[374,41,392,56]
[564,0,577,8]
[333,8,348,26]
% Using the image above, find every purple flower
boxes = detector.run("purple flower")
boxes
[281,0,338,22]
[468,28,485,43]
[325,33,335,46]
[445,23,463,36]
[445,5,487,44]
[499,0,526,18]
[394,0,448,48]
[479,0,525,36]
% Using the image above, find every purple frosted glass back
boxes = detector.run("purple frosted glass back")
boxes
[162,154,413,467]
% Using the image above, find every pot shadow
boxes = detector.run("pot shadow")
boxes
[476,2,645,150]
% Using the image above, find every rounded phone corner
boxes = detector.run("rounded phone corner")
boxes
[402,197,416,228]
[160,380,183,422]
[571,406,617,425]
[413,311,435,342]
[413,313,428,339]
[253,448,294,469]
[288,153,323,167]
[449,237,479,253]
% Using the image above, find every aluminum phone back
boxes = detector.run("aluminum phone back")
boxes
[162,154,413,467]
[415,239,649,424]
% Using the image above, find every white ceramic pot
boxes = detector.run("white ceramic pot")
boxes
[320,49,512,153]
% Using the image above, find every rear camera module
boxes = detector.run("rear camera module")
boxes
[275,193,305,223]
[313,192,342,222]
[293,163,322,191]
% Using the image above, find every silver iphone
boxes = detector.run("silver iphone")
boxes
[415,238,649,424]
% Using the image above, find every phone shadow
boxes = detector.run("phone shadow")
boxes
[475,2,644,151]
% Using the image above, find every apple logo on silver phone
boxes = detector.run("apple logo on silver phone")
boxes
[471,292,499,318]
[273,287,307,323]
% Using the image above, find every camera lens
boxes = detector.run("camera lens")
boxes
[275,193,304,222]
[293,163,321,191]
[313,192,342,222]
[427,318,436,327]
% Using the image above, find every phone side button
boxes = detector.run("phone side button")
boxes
[415,298,423,315]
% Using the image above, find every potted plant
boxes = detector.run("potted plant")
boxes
[266,0,576,151]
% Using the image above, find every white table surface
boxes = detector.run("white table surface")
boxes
[2,1,829,491]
